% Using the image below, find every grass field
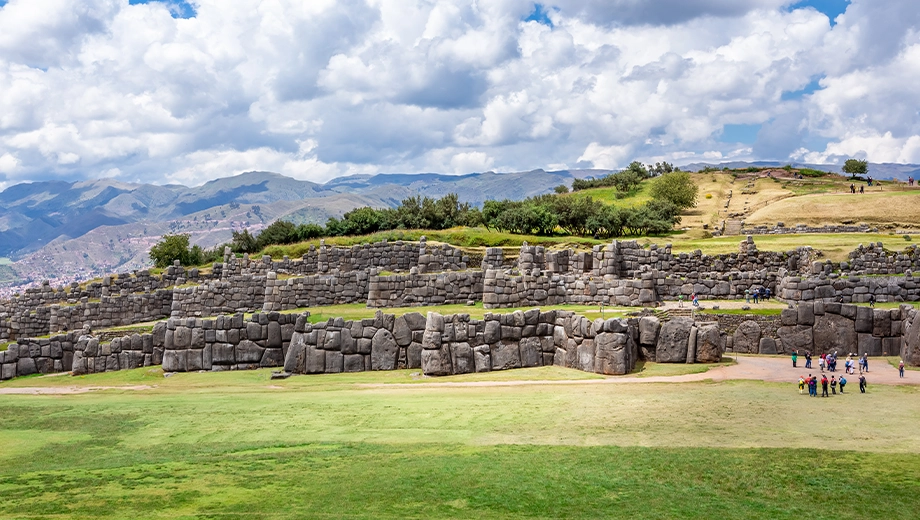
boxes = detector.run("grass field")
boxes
[747,190,920,228]
[298,302,639,323]
[2,367,920,518]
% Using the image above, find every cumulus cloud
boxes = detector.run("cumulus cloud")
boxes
[0,0,918,187]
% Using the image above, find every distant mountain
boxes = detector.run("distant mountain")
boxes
[0,168,608,287]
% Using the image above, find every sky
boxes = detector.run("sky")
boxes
[1,0,919,189]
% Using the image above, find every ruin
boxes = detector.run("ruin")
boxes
[3,236,920,381]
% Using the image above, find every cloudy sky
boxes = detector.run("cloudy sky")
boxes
[0,0,918,189]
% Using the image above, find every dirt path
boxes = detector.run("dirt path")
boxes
[362,356,915,389]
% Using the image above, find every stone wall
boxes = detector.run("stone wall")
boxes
[0,330,80,380]
[162,312,298,372]
[283,310,429,374]
[170,275,266,318]
[778,273,920,303]
[742,222,876,235]
[70,331,164,376]
[49,290,173,333]
[366,271,483,308]
[262,271,369,311]
[723,301,909,357]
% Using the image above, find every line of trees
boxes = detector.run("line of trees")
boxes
[149,169,699,266]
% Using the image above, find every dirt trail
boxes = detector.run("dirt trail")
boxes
[361,356,915,389]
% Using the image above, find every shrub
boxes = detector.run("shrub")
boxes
[705,193,713,199]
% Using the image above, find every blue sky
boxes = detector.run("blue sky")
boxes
[0,0,918,188]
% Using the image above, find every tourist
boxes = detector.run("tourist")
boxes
[798,376,805,395]
[821,374,829,397]
[809,374,817,397]
[753,288,759,304]
[678,294,684,307]
[792,350,798,368]
[764,288,771,300]
[859,374,867,393]
[860,185,864,194]
[862,353,869,372]
[819,354,826,372]
[830,375,837,395]
[850,183,856,194]
[868,294,876,307]
[805,351,812,369]
[899,359,905,378]
[840,375,847,393]
[692,293,700,307]
[745,288,751,303]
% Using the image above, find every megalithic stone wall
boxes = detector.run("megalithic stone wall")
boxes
[162,312,298,372]
[902,306,920,366]
[71,331,163,376]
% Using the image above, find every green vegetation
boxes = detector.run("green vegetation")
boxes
[148,233,223,268]
[697,308,784,316]
[842,158,869,178]
[650,170,700,209]
[2,369,920,518]
[632,358,735,377]
[0,256,12,265]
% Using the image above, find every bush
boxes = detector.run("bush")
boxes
[650,171,699,209]
[905,235,913,241]
[705,193,713,199]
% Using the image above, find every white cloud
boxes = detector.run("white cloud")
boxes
[0,0,919,188]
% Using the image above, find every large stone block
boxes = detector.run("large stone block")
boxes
[657,317,694,362]
[594,332,629,375]
[306,345,326,374]
[267,322,283,349]
[696,324,723,363]
[777,325,813,354]
[855,306,873,333]
[283,333,306,373]
[484,321,501,344]
[519,337,542,368]
[491,342,522,370]
[450,342,474,374]
[872,309,891,338]
[577,339,595,372]
[16,357,37,377]
[731,320,762,354]
[371,329,398,370]
[324,350,344,373]
[261,348,284,367]
[407,342,423,369]
[393,316,413,347]
[421,345,452,376]
[162,349,187,372]
[813,313,856,355]
[213,343,235,365]
[344,354,365,372]
[758,337,777,355]
[797,303,815,326]
[638,316,660,346]
[857,334,882,357]
[473,345,491,373]
[236,340,264,364]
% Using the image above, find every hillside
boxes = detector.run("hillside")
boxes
[3,164,920,293]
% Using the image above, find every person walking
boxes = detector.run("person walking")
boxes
[899,359,905,378]
[830,376,837,395]
[819,354,826,373]
[753,288,759,304]
[745,288,751,303]
[678,294,684,307]
[862,353,869,372]
[821,375,829,397]
[798,376,805,395]
[859,374,867,393]
[692,293,700,307]
[868,294,876,307]
[805,351,812,369]
[809,375,817,397]
[792,350,798,368]
[839,375,847,393]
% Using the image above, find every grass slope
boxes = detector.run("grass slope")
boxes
[2,368,920,518]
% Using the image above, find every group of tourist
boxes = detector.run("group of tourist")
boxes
[798,373,861,396]
[849,183,865,194]
[744,287,771,303]
[793,350,877,395]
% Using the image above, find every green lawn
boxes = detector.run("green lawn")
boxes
[2,368,920,518]
[297,302,641,323]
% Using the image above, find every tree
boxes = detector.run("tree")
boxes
[256,220,298,249]
[650,171,698,209]
[149,234,193,268]
[554,184,569,194]
[842,159,868,178]
[230,229,259,253]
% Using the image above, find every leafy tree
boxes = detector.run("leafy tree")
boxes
[842,158,868,178]
[256,220,298,249]
[648,161,677,177]
[554,185,569,194]
[650,171,698,209]
[149,234,195,268]
[296,223,324,240]
[231,229,259,253]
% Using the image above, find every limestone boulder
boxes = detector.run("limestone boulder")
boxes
[371,329,399,370]
[695,324,723,363]
[283,332,307,373]
[656,317,693,362]
[732,320,762,354]
[903,315,920,367]
[813,313,856,355]
[519,337,542,368]
[450,342,474,374]
[638,316,660,346]
[594,332,630,375]
[577,339,596,372]
[491,342,522,370]
[776,326,813,354]
[421,345,452,376]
